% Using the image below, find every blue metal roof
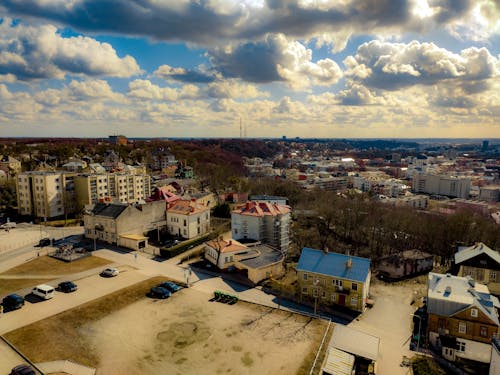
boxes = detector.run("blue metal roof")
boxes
[297,248,371,283]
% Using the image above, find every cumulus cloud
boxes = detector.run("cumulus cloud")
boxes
[154,64,215,83]
[2,0,491,50]
[209,34,342,88]
[344,40,498,92]
[128,79,200,101]
[206,80,266,99]
[0,18,141,80]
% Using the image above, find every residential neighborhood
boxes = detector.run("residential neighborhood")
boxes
[0,137,499,375]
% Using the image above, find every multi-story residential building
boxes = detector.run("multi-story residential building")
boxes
[296,248,371,313]
[167,199,210,239]
[16,171,77,219]
[231,201,291,253]
[74,173,151,209]
[427,272,500,363]
[84,200,165,250]
[479,185,500,202]
[412,173,471,199]
[150,149,177,170]
[454,243,500,296]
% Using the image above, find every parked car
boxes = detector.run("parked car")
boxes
[148,286,171,299]
[157,281,181,293]
[2,294,25,311]
[38,237,51,247]
[100,267,119,277]
[163,239,180,248]
[32,284,55,300]
[1,222,16,230]
[57,281,78,293]
[9,364,35,375]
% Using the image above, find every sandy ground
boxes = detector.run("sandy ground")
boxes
[84,288,326,375]
[349,278,426,375]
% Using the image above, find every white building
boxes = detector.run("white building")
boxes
[167,199,210,239]
[491,338,500,375]
[16,171,77,219]
[231,201,291,253]
[412,173,471,199]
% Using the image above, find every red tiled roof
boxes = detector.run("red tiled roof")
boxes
[232,201,291,217]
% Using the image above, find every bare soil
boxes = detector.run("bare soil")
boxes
[1,255,110,276]
[0,278,52,296]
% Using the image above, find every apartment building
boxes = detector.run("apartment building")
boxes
[167,199,210,239]
[74,173,151,209]
[412,173,471,199]
[16,171,77,219]
[427,272,500,363]
[231,201,291,253]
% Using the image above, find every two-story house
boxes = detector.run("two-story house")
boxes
[427,272,500,363]
[167,199,210,239]
[296,248,371,313]
[454,242,500,296]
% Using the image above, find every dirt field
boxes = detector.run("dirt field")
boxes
[87,289,326,375]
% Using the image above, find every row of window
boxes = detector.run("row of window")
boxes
[303,273,358,291]
[302,287,359,306]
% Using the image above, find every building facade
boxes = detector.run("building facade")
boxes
[412,174,471,199]
[427,272,500,363]
[296,248,371,313]
[16,171,77,219]
[231,201,291,253]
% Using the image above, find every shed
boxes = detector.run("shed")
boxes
[118,234,148,251]
[329,324,379,361]
[322,347,355,375]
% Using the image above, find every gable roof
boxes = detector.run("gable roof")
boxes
[91,203,129,219]
[168,199,208,215]
[206,238,247,254]
[296,248,371,283]
[427,272,499,325]
[455,242,500,265]
[233,201,291,217]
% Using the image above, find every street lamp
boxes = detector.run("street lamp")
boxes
[94,224,104,252]
[411,313,423,352]
[313,277,319,316]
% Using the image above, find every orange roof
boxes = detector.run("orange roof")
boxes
[233,201,291,217]
[168,199,208,215]
[206,238,247,253]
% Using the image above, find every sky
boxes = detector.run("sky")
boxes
[0,0,499,139]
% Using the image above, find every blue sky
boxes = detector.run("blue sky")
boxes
[0,1,499,138]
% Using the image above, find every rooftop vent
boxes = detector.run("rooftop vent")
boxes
[346,258,353,269]
[444,286,452,297]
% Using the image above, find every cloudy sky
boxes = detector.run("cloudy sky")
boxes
[0,0,499,138]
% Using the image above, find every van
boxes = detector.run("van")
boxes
[32,284,55,300]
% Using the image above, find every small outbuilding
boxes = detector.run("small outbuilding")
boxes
[377,250,433,280]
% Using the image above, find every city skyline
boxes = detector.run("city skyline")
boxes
[0,1,499,138]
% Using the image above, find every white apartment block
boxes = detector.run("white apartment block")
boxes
[75,173,151,208]
[16,171,77,219]
[167,200,210,239]
[231,201,291,253]
[412,173,471,199]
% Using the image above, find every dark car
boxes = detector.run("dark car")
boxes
[158,281,181,293]
[9,365,35,375]
[39,237,51,247]
[57,281,78,293]
[2,294,25,311]
[148,286,171,299]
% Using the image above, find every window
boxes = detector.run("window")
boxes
[458,322,467,334]
[352,283,358,291]
[456,341,465,352]
[350,297,358,306]
[303,273,308,281]
[183,219,187,226]
[302,287,308,295]
[471,308,478,318]
[321,291,326,298]
[332,279,343,288]
[331,294,337,302]
[480,326,488,337]
[490,271,497,282]
[312,288,318,297]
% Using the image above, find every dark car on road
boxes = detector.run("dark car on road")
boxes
[148,286,171,299]
[157,281,181,293]
[39,237,51,247]
[9,364,35,375]
[57,281,78,293]
[2,294,25,311]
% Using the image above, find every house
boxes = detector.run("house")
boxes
[427,272,500,363]
[454,243,500,296]
[204,238,284,284]
[167,199,210,239]
[296,248,371,313]
[377,250,434,280]
[83,200,165,250]
[231,201,291,253]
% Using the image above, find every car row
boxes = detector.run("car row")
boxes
[148,281,181,299]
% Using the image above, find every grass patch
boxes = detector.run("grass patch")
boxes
[412,356,447,375]
[296,319,331,375]
[4,276,167,367]
[1,255,110,276]
[0,278,52,296]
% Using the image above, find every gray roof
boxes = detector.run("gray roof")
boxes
[91,203,128,219]
[454,242,500,265]
[427,272,499,325]
[328,324,379,361]
[238,244,283,269]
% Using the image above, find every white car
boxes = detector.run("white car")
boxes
[100,267,119,277]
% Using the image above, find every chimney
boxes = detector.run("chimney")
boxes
[346,258,353,269]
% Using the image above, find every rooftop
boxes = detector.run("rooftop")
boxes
[296,248,371,283]
[238,244,284,269]
[91,203,129,219]
[455,242,500,266]
[233,201,291,217]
